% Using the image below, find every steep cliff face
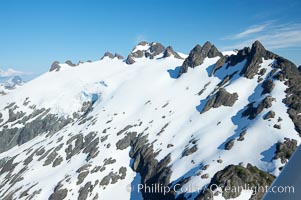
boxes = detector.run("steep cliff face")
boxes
[0,40,300,200]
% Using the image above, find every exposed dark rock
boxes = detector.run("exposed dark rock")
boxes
[276,56,301,136]
[116,132,137,150]
[126,42,165,64]
[114,53,124,60]
[49,61,61,72]
[210,56,227,76]
[201,173,209,179]
[196,164,275,200]
[101,52,124,60]
[148,42,165,58]
[261,79,275,94]
[242,96,275,119]
[240,40,277,79]
[162,46,182,59]
[182,145,198,157]
[179,41,223,76]
[237,130,247,141]
[227,47,250,67]
[65,60,76,67]
[273,124,281,129]
[52,156,63,167]
[77,171,89,185]
[99,167,127,187]
[259,68,267,76]
[197,82,211,96]
[103,157,116,166]
[128,134,174,200]
[126,55,135,64]
[65,134,84,160]
[78,181,93,200]
[225,139,235,150]
[116,125,133,136]
[201,88,238,113]
[43,144,63,166]
[101,52,114,59]
[48,188,68,200]
[263,111,275,120]
[274,138,297,164]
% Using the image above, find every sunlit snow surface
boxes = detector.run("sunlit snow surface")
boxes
[0,53,299,200]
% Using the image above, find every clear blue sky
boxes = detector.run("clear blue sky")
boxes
[0,0,300,78]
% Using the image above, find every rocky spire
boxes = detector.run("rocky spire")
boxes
[240,40,276,78]
[65,60,76,67]
[101,52,124,60]
[125,41,166,64]
[178,41,223,76]
[162,46,183,59]
[49,61,61,72]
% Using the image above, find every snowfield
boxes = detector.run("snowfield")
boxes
[0,41,300,200]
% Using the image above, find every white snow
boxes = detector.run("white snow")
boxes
[0,52,299,200]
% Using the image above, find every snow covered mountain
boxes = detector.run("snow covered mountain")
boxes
[0,40,300,200]
[0,76,25,95]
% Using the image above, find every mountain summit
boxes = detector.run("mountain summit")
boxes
[0,40,300,200]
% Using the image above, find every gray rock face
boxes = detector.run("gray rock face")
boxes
[225,139,235,150]
[261,79,275,94]
[179,41,223,76]
[49,61,61,72]
[125,55,135,64]
[125,41,166,64]
[240,40,277,79]
[182,145,198,157]
[242,96,275,119]
[102,52,114,59]
[263,110,275,120]
[127,134,174,199]
[49,188,68,200]
[196,164,275,200]
[162,46,183,59]
[114,53,124,60]
[274,138,297,164]
[201,88,238,113]
[101,52,124,60]
[65,60,76,67]
[0,112,72,153]
[116,132,137,150]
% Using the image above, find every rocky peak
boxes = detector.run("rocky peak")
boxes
[240,40,277,78]
[162,46,183,59]
[49,61,61,72]
[102,52,114,59]
[178,41,222,76]
[101,52,124,60]
[65,60,76,67]
[125,41,166,64]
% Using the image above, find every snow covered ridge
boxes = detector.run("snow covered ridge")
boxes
[0,76,25,95]
[0,40,301,200]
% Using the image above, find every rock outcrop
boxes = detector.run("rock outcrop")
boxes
[179,41,223,76]
[196,164,275,200]
[162,46,183,59]
[201,88,238,113]
[126,41,166,64]
[101,52,124,60]
[49,61,61,72]
[274,138,297,164]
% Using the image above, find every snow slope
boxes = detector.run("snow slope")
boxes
[0,42,300,200]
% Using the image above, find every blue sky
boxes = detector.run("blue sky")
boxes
[0,0,300,79]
